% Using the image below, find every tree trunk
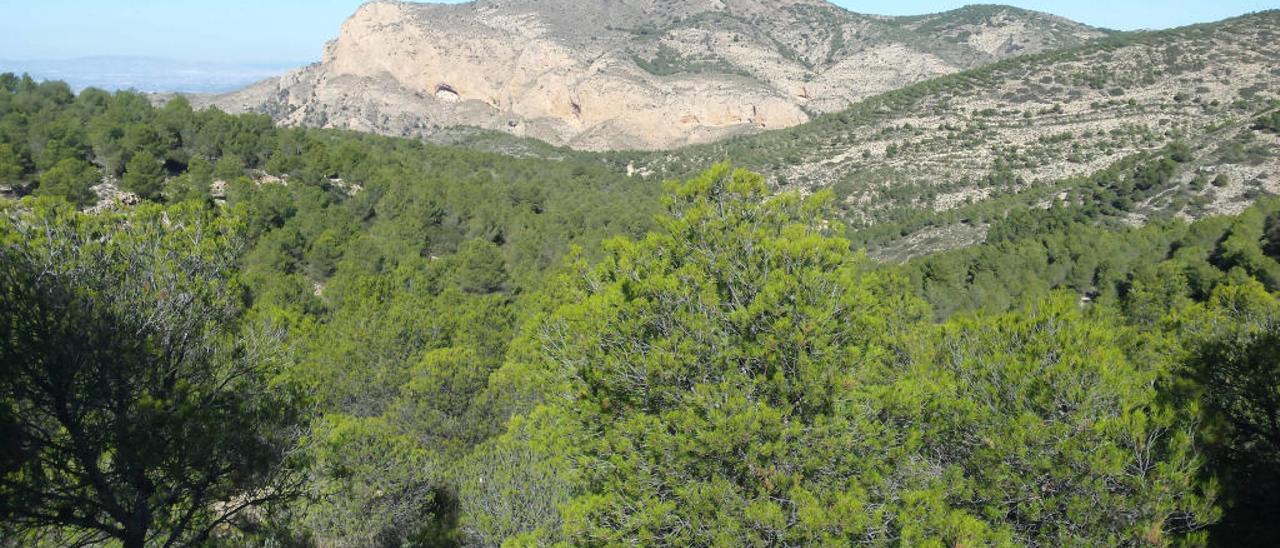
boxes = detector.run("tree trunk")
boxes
[122,525,147,548]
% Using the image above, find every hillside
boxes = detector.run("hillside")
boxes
[199,0,1107,150]
[623,10,1280,257]
[9,15,1280,540]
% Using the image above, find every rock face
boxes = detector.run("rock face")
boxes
[634,11,1280,258]
[203,0,1107,150]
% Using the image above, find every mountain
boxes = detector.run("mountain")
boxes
[10,7,1280,547]
[0,56,301,93]
[199,0,1108,150]
[621,10,1280,258]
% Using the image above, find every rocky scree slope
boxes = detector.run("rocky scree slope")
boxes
[200,0,1107,150]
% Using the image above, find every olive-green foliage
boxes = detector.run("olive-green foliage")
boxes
[1,73,272,204]
[33,157,98,206]
[1212,204,1280,289]
[214,153,245,181]
[1255,110,1280,133]
[450,238,508,294]
[121,149,165,199]
[145,95,654,546]
[0,143,22,184]
[166,155,214,203]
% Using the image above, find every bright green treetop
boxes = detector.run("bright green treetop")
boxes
[463,164,1217,546]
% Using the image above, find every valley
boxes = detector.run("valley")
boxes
[196,3,1280,261]
[3,2,1280,546]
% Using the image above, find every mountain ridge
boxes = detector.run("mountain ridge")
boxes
[199,0,1109,150]
[620,10,1280,257]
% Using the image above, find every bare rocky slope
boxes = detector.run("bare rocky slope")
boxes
[618,11,1280,258]
[200,0,1107,150]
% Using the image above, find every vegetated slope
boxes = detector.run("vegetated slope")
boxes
[624,10,1280,257]
[891,195,1280,544]
[0,75,662,290]
[200,0,1106,150]
[9,75,1280,547]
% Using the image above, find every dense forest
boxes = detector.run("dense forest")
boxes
[2,74,1279,546]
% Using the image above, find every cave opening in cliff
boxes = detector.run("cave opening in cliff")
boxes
[434,83,460,102]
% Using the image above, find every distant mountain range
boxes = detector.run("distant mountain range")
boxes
[0,56,303,93]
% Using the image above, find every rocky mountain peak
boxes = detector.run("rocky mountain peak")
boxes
[202,1,1108,150]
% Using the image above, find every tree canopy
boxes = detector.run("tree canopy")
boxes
[2,76,1278,545]
[0,200,304,547]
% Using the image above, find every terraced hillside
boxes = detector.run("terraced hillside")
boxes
[618,11,1280,257]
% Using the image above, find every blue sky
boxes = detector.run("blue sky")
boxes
[1,0,1276,64]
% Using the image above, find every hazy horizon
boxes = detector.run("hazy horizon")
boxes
[1,1,1277,67]
[0,57,305,93]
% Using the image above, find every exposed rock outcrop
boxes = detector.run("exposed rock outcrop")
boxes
[201,0,1108,150]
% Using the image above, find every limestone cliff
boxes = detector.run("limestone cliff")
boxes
[202,0,1108,150]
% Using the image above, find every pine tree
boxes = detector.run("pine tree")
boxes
[122,149,166,200]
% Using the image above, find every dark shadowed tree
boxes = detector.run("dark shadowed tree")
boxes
[0,144,22,186]
[0,200,305,547]
[1180,280,1280,546]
